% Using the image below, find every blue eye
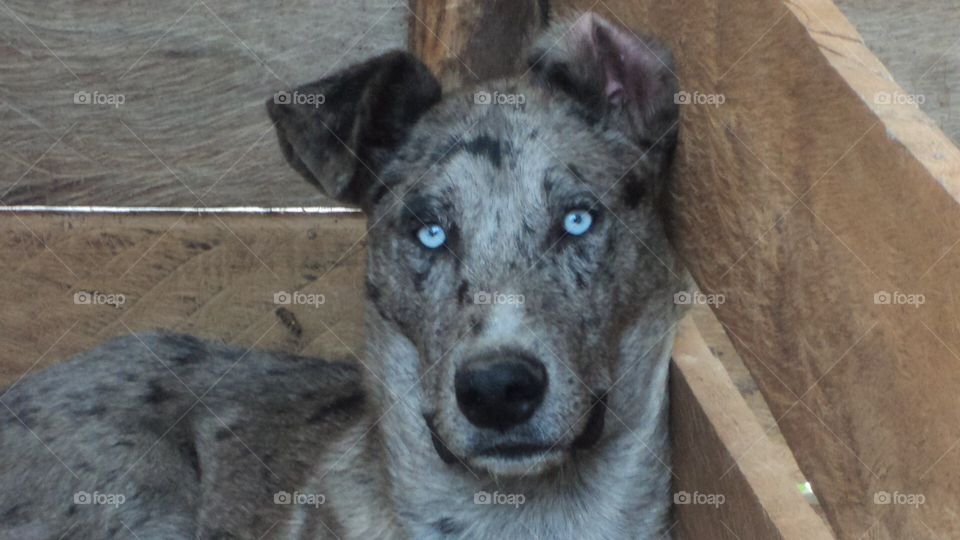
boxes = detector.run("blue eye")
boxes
[563,210,593,236]
[417,224,446,249]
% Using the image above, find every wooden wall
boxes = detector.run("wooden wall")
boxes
[0,0,404,207]
[551,0,960,537]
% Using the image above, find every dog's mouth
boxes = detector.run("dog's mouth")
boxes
[425,396,608,474]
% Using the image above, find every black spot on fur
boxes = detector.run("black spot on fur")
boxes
[370,182,392,206]
[470,316,484,336]
[81,405,107,417]
[365,279,382,302]
[434,517,463,535]
[307,391,365,424]
[527,59,603,125]
[457,280,470,305]
[575,271,587,290]
[215,428,232,441]
[622,174,646,209]
[463,134,509,168]
[179,440,201,480]
[568,163,588,184]
[413,269,430,293]
[144,380,171,405]
[274,307,303,338]
[3,503,24,521]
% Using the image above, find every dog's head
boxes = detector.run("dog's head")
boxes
[268,12,680,477]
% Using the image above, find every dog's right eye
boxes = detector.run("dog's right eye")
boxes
[416,224,446,249]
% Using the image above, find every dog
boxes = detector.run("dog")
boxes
[0,12,685,539]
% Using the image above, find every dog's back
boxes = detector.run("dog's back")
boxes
[0,333,365,539]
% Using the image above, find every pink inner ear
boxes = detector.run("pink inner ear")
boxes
[573,12,664,116]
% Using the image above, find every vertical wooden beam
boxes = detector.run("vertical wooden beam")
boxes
[407,0,547,89]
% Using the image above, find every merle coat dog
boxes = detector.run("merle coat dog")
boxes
[0,12,686,539]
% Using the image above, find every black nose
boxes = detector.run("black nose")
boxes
[455,351,547,432]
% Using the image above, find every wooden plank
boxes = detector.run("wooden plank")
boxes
[671,315,833,539]
[0,211,367,386]
[554,0,960,537]
[408,0,547,88]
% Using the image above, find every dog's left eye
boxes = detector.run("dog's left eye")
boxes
[417,224,446,249]
[562,210,593,236]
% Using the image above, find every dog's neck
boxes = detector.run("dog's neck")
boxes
[331,302,677,540]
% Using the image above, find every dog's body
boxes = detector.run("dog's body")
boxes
[0,13,686,539]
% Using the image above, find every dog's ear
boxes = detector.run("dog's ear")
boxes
[527,12,678,164]
[266,51,441,209]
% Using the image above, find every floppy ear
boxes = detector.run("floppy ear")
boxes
[266,51,441,209]
[527,12,678,170]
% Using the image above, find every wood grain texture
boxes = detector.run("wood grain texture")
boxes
[551,0,960,537]
[0,0,404,207]
[0,211,367,386]
[835,0,960,146]
[671,315,833,539]
[408,0,546,89]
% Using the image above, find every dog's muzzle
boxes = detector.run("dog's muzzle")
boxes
[424,394,608,467]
